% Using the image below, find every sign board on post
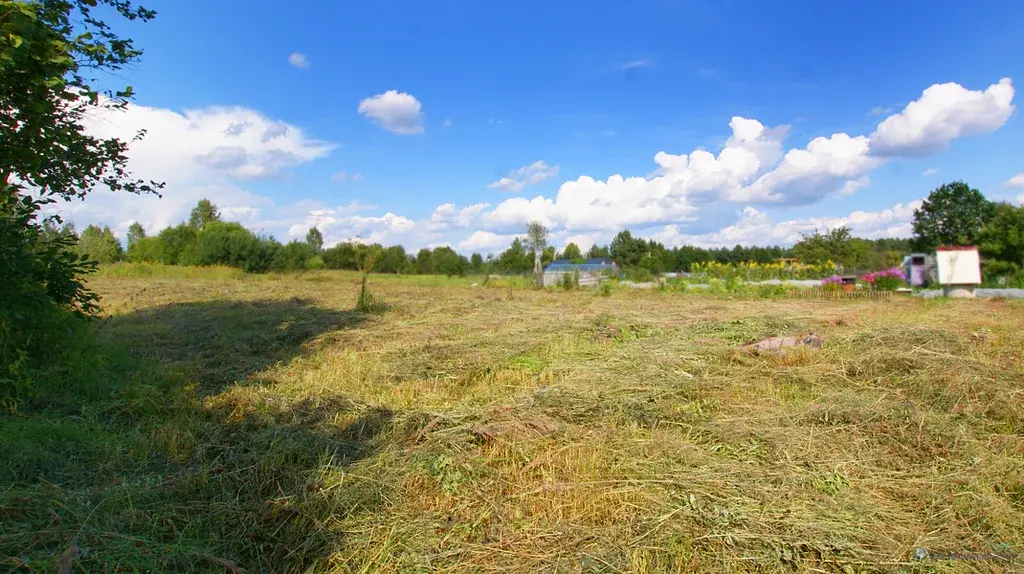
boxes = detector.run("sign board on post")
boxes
[935,246,981,297]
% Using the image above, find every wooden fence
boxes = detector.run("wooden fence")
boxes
[790,289,895,300]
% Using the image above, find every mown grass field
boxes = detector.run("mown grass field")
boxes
[3,266,1023,573]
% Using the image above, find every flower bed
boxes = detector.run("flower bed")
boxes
[862,267,906,291]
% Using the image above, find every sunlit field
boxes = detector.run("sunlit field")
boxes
[3,266,1022,572]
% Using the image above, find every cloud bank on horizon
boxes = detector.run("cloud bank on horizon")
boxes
[52,77,1019,253]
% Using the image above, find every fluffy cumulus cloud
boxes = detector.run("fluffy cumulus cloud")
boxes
[474,77,1014,238]
[426,202,490,231]
[55,77,1017,256]
[650,201,922,249]
[357,90,424,135]
[488,161,559,191]
[1006,172,1024,189]
[458,230,522,252]
[49,99,333,238]
[287,205,416,246]
[870,78,1015,156]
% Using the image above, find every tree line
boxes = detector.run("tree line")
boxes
[62,197,912,278]
[53,181,1024,286]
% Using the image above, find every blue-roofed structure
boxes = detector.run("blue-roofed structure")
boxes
[542,258,618,287]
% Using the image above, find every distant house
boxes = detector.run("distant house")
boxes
[543,258,618,287]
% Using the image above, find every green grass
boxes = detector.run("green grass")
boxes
[2,266,1022,572]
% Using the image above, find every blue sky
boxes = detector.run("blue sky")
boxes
[65,0,1024,252]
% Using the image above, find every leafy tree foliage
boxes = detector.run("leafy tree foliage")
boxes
[126,221,146,247]
[793,227,851,265]
[414,248,434,274]
[272,240,314,272]
[157,224,198,265]
[588,244,611,259]
[305,227,324,254]
[470,253,483,273]
[610,230,645,267]
[377,245,408,274]
[323,242,359,270]
[497,238,530,273]
[189,199,221,230]
[77,224,123,263]
[526,221,548,285]
[979,202,1024,280]
[2,0,161,390]
[433,246,467,277]
[561,242,582,261]
[912,181,994,251]
[127,236,166,263]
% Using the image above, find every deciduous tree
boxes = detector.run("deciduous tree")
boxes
[526,221,548,286]
[912,181,994,251]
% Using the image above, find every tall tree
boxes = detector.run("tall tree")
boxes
[470,252,483,273]
[561,242,582,261]
[497,238,529,273]
[979,202,1024,268]
[793,226,852,266]
[525,221,548,286]
[2,0,161,380]
[189,199,221,230]
[126,221,146,248]
[414,248,434,274]
[610,230,644,267]
[305,227,324,254]
[433,246,466,277]
[912,181,994,251]
[78,225,123,264]
[588,244,610,259]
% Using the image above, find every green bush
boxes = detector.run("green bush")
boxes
[156,224,198,265]
[272,240,314,272]
[126,236,166,263]
[756,283,788,298]
[599,281,612,296]
[559,271,579,290]
[78,224,124,263]
[1,195,99,400]
[982,260,1024,287]
[622,266,654,282]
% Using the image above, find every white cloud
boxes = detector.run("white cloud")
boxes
[55,77,1017,256]
[1005,172,1024,189]
[288,52,310,69]
[332,171,364,182]
[458,230,521,253]
[836,177,870,197]
[1017,193,1024,205]
[618,59,651,70]
[288,207,415,246]
[870,78,1015,156]
[358,90,424,134]
[49,99,332,238]
[649,201,922,248]
[488,161,560,191]
[732,132,877,204]
[426,202,490,231]
[868,106,893,116]
[922,168,940,176]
